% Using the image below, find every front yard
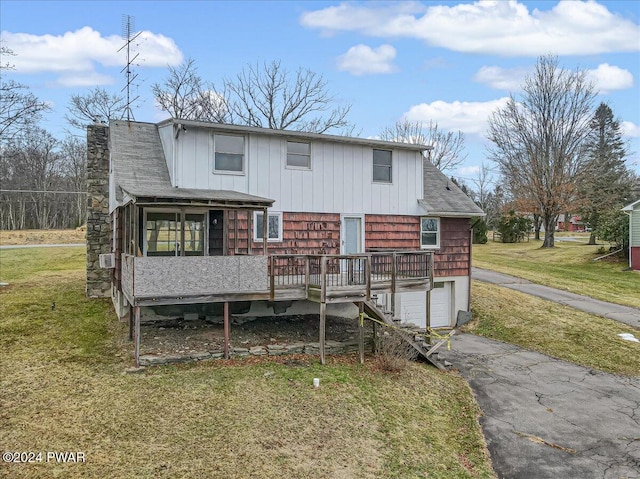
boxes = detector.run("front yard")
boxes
[472,237,640,308]
[0,246,495,479]
[470,237,640,376]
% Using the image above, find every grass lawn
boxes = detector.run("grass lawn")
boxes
[468,281,640,377]
[0,247,495,479]
[0,228,86,246]
[472,236,640,308]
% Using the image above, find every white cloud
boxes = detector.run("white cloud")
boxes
[301,1,640,56]
[587,63,634,93]
[337,44,397,75]
[458,165,481,176]
[474,66,528,91]
[404,97,510,136]
[1,27,183,81]
[55,72,115,87]
[475,62,634,94]
[622,121,640,138]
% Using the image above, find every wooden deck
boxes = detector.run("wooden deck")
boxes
[121,251,432,307]
[122,251,433,367]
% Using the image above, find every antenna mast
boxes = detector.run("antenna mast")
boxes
[119,14,141,122]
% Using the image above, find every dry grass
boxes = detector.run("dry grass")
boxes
[0,246,495,479]
[468,281,640,377]
[0,228,86,246]
[473,237,640,308]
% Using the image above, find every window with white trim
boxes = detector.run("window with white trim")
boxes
[214,133,244,173]
[373,149,392,183]
[254,211,283,242]
[420,217,440,248]
[286,141,311,169]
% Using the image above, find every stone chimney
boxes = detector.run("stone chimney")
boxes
[86,123,112,298]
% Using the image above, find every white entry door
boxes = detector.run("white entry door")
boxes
[341,215,364,255]
[341,215,365,284]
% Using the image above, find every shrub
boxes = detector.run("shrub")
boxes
[472,217,488,244]
[497,211,532,243]
[374,331,417,373]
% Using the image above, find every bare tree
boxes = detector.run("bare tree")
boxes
[223,60,352,133]
[0,46,50,142]
[65,87,127,130]
[379,119,466,172]
[487,55,596,248]
[152,58,227,122]
[59,135,87,226]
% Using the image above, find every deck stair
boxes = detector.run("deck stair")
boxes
[362,300,453,370]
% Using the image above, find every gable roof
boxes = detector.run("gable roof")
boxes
[419,160,485,217]
[109,120,273,208]
[158,118,431,152]
[622,199,640,211]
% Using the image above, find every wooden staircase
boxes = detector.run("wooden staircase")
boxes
[362,300,453,370]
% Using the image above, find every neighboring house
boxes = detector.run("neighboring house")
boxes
[622,199,640,271]
[86,119,484,363]
[556,214,585,232]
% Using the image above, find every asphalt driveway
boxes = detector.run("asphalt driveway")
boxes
[440,333,640,479]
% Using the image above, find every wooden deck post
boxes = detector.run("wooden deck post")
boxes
[426,289,432,345]
[224,302,230,359]
[128,305,134,341]
[319,256,327,365]
[319,301,326,365]
[372,321,378,354]
[133,306,141,367]
[358,302,365,364]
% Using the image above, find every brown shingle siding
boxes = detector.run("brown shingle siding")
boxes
[365,214,420,250]
[434,217,471,278]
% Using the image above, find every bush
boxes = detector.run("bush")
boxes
[374,331,417,373]
[472,217,488,244]
[497,211,532,243]
[596,209,629,252]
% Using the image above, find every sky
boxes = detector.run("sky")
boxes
[2,0,639,184]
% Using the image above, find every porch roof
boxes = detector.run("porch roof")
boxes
[121,185,274,208]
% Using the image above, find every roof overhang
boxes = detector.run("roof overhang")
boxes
[158,118,431,153]
[418,199,486,218]
[622,199,640,211]
[121,186,274,209]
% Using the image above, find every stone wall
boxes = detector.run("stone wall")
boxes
[86,123,112,297]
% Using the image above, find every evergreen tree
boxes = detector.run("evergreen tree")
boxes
[578,103,634,244]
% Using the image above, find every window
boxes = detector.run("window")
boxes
[373,149,392,183]
[420,217,440,248]
[145,210,206,256]
[254,211,282,242]
[286,141,311,168]
[214,134,244,173]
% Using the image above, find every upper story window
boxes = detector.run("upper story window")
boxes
[214,134,244,173]
[254,211,283,242]
[286,141,311,169]
[420,217,440,249]
[373,149,392,183]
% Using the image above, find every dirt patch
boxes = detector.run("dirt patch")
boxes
[0,228,86,245]
[140,315,373,356]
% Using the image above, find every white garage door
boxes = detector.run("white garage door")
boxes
[398,282,451,329]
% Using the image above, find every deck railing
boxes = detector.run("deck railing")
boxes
[122,251,432,306]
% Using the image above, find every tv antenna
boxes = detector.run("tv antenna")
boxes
[118,14,142,122]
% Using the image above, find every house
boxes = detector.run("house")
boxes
[622,199,640,271]
[86,119,484,364]
[556,214,585,232]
